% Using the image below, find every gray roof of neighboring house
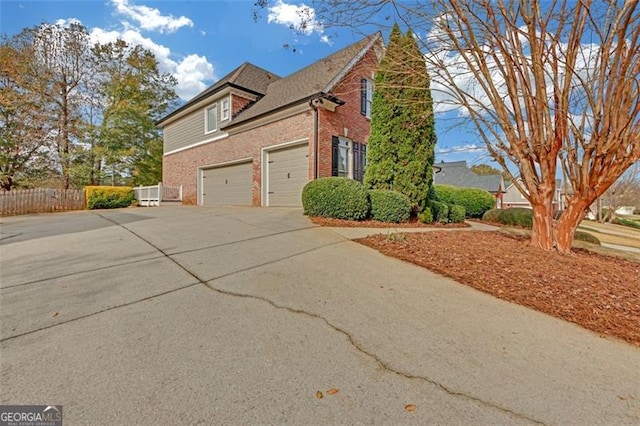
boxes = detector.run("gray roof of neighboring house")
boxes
[158,62,280,126]
[434,161,504,193]
[223,32,383,129]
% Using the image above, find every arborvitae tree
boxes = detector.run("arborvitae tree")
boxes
[364,24,436,210]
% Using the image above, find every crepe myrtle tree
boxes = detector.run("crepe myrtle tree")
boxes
[254,0,640,253]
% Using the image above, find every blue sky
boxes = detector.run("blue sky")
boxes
[1,0,490,165]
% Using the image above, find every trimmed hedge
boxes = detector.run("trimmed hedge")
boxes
[418,207,433,224]
[302,177,370,220]
[448,204,466,223]
[86,186,135,210]
[574,231,601,245]
[430,200,449,223]
[482,208,601,245]
[482,208,502,223]
[434,184,495,218]
[482,207,533,227]
[369,189,411,223]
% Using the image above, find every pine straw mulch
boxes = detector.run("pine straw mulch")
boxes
[354,230,640,346]
[309,216,470,228]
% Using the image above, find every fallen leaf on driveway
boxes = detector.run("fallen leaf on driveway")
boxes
[327,388,339,395]
[316,391,323,399]
[52,312,59,317]
[405,404,416,412]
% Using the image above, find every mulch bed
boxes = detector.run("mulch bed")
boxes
[355,230,640,346]
[309,216,470,228]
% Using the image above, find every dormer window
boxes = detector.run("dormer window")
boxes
[205,104,218,133]
[221,98,230,121]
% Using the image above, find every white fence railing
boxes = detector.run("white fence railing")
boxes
[134,183,182,207]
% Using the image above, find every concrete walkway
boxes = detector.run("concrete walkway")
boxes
[1,206,638,425]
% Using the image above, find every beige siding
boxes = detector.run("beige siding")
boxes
[163,96,233,154]
[164,109,206,154]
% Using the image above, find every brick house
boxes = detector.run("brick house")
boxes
[158,33,384,206]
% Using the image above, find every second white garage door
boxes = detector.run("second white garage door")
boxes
[202,162,253,206]
[267,143,309,207]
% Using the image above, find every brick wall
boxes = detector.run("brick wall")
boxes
[163,111,313,205]
[317,47,379,177]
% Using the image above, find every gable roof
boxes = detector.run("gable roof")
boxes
[223,32,383,129]
[434,161,504,193]
[158,62,279,126]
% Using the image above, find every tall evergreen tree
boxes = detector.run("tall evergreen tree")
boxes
[364,24,436,210]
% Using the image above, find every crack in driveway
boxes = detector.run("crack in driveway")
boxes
[93,213,545,424]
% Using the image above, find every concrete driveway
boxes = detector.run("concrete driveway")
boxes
[1,206,638,425]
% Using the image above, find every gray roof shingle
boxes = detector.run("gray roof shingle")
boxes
[223,33,382,129]
[158,62,279,126]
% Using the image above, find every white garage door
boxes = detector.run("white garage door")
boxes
[202,162,253,206]
[267,143,309,207]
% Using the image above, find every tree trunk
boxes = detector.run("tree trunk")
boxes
[555,200,588,253]
[0,176,13,191]
[531,201,555,251]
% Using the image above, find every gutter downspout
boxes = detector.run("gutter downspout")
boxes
[309,99,319,179]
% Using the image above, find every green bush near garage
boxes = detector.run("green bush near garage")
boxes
[429,200,450,223]
[86,186,136,210]
[447,203,466,223]
[301,177,370,220]
[368,189,411,223]
[434,184,496,218]
[418,207,433,224]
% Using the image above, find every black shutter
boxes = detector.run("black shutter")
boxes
[331,136,339,176]
[360,78,367,116]
[361,144,367,181]
[353,142,360,182]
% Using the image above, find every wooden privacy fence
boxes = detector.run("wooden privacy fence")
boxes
[0,188,86,216]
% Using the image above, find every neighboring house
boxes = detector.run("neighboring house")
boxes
[502,178,565,213]
[433,161,505,207]
[158,33,384,206]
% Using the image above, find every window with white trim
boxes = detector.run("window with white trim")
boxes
[360,78,373,118]
[221,98,230,121]
[331,136,367,182]
[205,104,218,133]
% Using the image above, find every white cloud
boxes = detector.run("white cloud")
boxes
[174,54,215,100]
[436,144,486,154]
[90,27,213,100]
[55,18,82,27]
[111,0,193,33]
[319,35,332,45]
[268,0,327,43]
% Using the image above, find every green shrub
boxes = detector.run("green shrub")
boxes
[613,217,640,230]
[482,207,533,227]
[302,177,370,220]
[430,200,449,223]
[418,207,433,224]
[369,189,411,223]
[448,204,466,223]
[86,186,135,210]
[433,184,457,204]
[434,185,495,218]
[500,207,534,228]
[574,231,601,245]
[482,208,502,223]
